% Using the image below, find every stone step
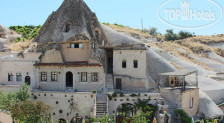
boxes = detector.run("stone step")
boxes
[96,104,107,107]
[96,112,107,114]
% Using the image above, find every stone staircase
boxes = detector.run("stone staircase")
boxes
[96,94,108,117]
[106,74,114,91]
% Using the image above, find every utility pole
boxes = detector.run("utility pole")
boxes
[141,18,144,31]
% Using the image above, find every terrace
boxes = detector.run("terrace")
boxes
[159,70,198,91]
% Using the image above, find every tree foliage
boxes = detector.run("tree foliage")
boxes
[134,98,157,113]
[0,84,51,123]
[9,25,42,42]
[165,29,194,41]
[149,27,158,37]
[8,100,51,123]
[84,115,114,123]
[174,109,192,123]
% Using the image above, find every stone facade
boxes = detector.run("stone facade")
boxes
[112,48,148,91]
[0,53,40,87]
[31,91,96,122]
[182,88,199,117]
[107,92,161,115]
[0,0,201,122]
[160,88,199,117]
[35,66,105,92]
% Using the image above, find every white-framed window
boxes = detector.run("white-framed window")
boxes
[190,98,194,109]
[70,43,83,48]
[8,73,13,82]
[81,72,87,82]
[51,72,58,82]
[91,72,98,82]
[41,72,47,81]
[16,73,22,82]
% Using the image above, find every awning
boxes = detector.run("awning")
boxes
[159,70,197,76]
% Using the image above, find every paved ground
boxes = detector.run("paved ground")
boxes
[0,112,12,123]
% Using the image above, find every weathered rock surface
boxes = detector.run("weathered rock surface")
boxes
[33,0,108,52]
[0,25,20,51]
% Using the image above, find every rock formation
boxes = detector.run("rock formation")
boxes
[33,0,108,52]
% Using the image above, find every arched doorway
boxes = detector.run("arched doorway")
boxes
[66,72,73,87]
[58,118,66,123]
[25,76,30,85]
[70,117,83,123]
[116,103,136,123]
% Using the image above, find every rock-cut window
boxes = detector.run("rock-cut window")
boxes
[8,73,13,82]
[65,24,71,32]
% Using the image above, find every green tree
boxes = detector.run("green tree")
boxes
[174,109,192,123]
[0,84,52,123]
[149,27,158,37]
[8,100,51,123]
[16,83,31,101]
[165,29,177,41]
[85,115,114,123]
[130,110,151,123]
[178,31,193,39]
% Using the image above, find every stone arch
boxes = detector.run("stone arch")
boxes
[66,71,73,87]
[58,118,66,123]
[116,103,137,123]
[70,116,83,123]
[25,76,31,85]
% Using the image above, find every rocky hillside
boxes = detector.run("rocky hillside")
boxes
[0,25,42,52]
[2,23,224,75]
[105,23,224,75]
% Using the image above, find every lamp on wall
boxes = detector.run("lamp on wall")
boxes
[26,72,29,75]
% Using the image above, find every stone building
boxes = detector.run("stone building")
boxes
[0,0,205,123]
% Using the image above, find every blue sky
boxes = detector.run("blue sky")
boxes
[0,0,223,35]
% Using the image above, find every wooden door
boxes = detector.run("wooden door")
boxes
[116,78,122,90]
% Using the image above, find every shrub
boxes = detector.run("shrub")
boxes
[165,29,194,41]
[130,94,138,97]
[114,23,124,28]
[92,90,97,93]
[9,25,42,42]
[112,92,117,97]
[120,92,124,97]
[149,27,158,37]
[178,31,194,39]
[102,23,110,26]
[108,94,112,101]
[174,109,192,123]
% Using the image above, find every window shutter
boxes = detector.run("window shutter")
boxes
[78,73,81,82]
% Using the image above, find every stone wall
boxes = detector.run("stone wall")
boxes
[182,88,199,117]
[160,88,199,117]
[61,41,90,62]
[113,50,146,78]
[0,53,40,88]
[107,92,161,116]
[113,50,147,91]
[31,91,96,122]
[35,66,105,92]
[41,49,63,63]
